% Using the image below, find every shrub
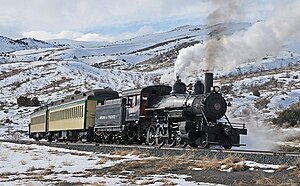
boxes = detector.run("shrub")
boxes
[74,90,81,94]
[272,108,300,127]
[221,85,233,94]
[17,96,40,107]
[252,89,260,97]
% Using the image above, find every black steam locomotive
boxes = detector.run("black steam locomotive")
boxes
[30,73,247,149]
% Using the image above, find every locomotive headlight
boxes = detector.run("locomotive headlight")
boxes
[212,86,220,93]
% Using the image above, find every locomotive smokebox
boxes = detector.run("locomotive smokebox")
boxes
[204,72,213,94]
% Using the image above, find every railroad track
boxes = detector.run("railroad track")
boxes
[1,139,299,165]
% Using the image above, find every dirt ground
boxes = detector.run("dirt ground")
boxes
[173,169,300,185]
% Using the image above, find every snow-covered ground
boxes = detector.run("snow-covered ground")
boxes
[0,142,226,186]
[1,142,298,185]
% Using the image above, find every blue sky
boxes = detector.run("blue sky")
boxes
[0,0,282,41]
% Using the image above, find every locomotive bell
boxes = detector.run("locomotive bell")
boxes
[172,76,187,94]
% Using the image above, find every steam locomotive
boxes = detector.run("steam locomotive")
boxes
[29,73,247,149]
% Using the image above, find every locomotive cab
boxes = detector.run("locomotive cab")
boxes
[122,85,172,120]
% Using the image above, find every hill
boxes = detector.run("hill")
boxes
[0,36,56,53]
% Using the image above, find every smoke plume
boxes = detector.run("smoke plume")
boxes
[174,0,300,81]
[205,0,242,71]
[240,113,282,150]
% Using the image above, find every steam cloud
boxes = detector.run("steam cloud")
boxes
[239,113,282,150]
[175,0,300,81]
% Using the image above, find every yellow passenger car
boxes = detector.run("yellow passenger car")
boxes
[29,107,48,140]
[29,89,119,142]
[48,98,96,132]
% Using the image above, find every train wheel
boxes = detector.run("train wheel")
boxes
[146,125,156,146]
[47,133,53,142]
[156,127,165,148]
[222,145,232,149]
[189,142,199,148]
[104,133,113,144]
[189,133,209,148]
[177,136,187,148]
[127,131,136,144]
[166,133,177,147]
[198,133,209,148]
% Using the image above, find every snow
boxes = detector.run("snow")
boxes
[0,142,224,185]
[2,141,291,185]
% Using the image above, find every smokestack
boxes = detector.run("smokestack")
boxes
[204,73,213,94]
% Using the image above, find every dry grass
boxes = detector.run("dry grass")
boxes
[39,167,55,175]
[109,149,144,156]
[87,154,95,160]
[130,149,140,156]
[220,157,247,171]
[255,176,297,186]
[97,157,109,165]
[0,171,17,179]
[62,161,74,166]
[138,153,150,158]
[221,156,243,164]
[232,180,248,186]
[0,154,8,161]
[285,134,300,142]
[194,156,247,172]
[19,160,27,165]
[139,180,156,185]
[9,146,35,151]
[279,164,289,171]
[26,166,44,172]
[290,159,300,178]
[90,182,105,186]
[195,158,220,170]
[47,149,60,154]
[70,151,88,156]
[277,145,300,152]
[99,155,196,179]
[158,179,176,186]
[31,156,42,160]
[94,154,249,181]
[26,174,45,180]
[111,150,130,156]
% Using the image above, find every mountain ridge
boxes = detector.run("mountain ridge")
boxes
[0,36,56,53]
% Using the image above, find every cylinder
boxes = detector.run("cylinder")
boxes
[204,73,213,94]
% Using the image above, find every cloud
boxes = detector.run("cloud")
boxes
[22,30,114,42]
[0,0,210,33]
[0,0,282,40]
[22,25,156,42]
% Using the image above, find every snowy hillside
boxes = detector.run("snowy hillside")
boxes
[0,36,55,53]
[0,22,300,150]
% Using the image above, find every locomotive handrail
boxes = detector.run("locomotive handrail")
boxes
[224,114,233,128]
[201,108,209,125]
[230,123,246,129]
[222,121,246,129]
